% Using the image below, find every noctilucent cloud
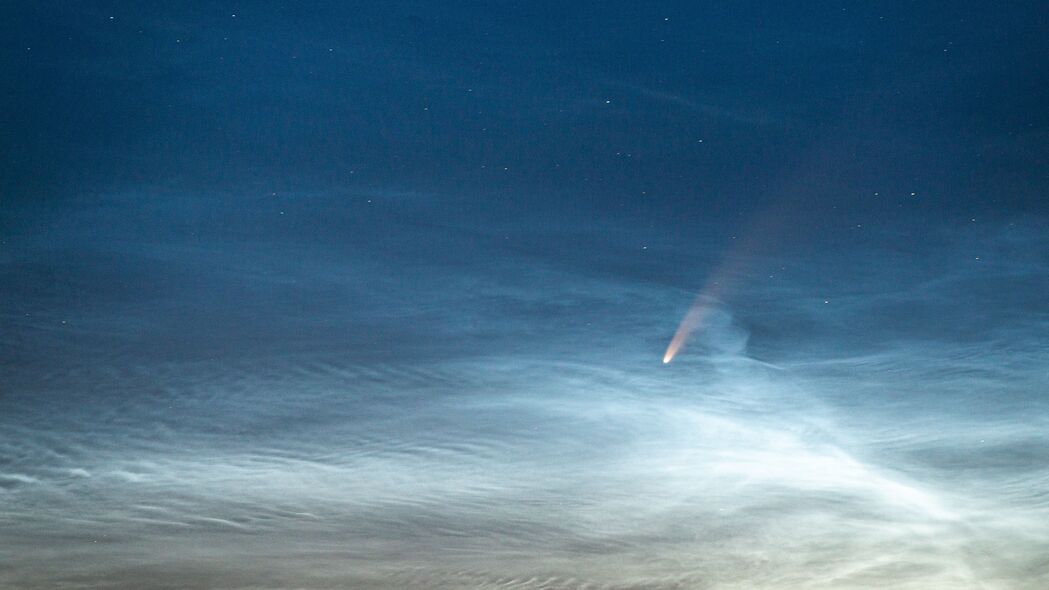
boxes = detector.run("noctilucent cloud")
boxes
[2,2,1048,589]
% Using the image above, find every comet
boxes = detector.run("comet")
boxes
[662,255,740,364]
[660,152,820,364]
[662,295,715,364]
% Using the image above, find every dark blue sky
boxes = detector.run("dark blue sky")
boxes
[2,2,1048,589]
[5,1,1048,218]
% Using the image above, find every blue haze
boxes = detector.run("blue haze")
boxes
[2,2,1048,588]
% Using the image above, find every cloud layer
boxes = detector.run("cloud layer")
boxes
[2,194,1048,589]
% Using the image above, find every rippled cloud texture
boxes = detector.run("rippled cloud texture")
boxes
[4,1,1049,587]
[2,192,1047,589]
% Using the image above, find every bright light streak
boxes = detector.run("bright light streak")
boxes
[662,299,713,363]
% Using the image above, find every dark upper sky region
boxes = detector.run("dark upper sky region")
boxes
[2,2,1048,589]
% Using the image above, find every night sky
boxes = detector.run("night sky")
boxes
[3,2,1049,589]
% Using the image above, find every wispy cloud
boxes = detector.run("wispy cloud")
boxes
[2,195,1047,589]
